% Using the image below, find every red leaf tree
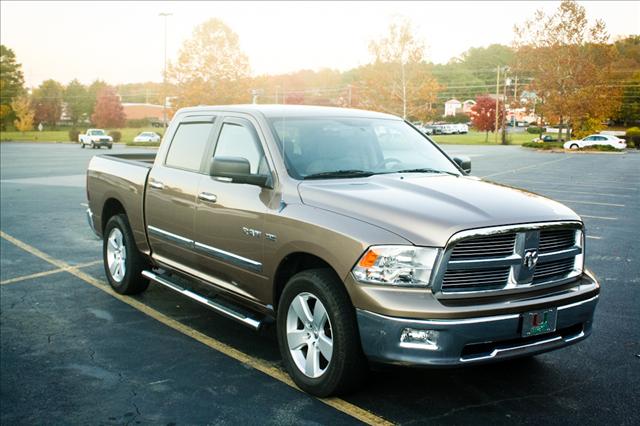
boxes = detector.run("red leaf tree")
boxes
[470,95,504,142]
[91,87,125,128]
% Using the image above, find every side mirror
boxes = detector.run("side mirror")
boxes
[453,156,471,174]
[210,156,270,187]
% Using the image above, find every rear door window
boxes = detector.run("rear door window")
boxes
[165,122,215,172]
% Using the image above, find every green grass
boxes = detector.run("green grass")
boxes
[0,128,163,143]
[522,141,564,150]
[431,130,533,145]
[125,141,160,147]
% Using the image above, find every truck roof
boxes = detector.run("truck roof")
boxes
[174,104,402,120]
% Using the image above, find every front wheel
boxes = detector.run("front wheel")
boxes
[570,143,579,150]
[80,143,85,149]
[103,214,149,294]
[277,269,367,397]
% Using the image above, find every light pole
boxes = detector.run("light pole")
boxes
[159,12,172,127]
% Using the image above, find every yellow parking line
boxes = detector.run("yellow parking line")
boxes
[0,231,392,426]
[0,260,103,286]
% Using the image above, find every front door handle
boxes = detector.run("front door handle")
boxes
[149,180,164,190]
[198,192,217,203]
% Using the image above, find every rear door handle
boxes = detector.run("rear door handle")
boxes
[149,180,164,190]
[198,192,217,203]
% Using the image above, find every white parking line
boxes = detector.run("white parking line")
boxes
[496,178,638,191]
[528,188,632,199]
[580,215,618,221]
[557,199,625,208]
[482,156,574,178]
[586,236,602,240]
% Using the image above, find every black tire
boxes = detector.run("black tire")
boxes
[80,143,85,149]
[107,144,113,149]
[277,269,368,397]
[103,214,150,295]
[570,144,579,150]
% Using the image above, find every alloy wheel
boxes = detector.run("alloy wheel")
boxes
[106,228,127,282]
[286,292,333,378]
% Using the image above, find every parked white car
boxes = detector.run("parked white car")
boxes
[563,134,627,150]
[133,132,161,143]
[79,129,113,149]
[453,123,469,134]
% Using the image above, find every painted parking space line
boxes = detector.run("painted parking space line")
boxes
[0,260,103,286]
[580,215,618,221]
[586,236,602,240]
[557,199,625,208]
[495,178,638,192]
[481,156,573,178]
[0,230,392,426]
[523,188,632,199]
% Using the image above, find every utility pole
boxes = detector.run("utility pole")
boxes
[513,75,518,103]
[494,66,500,144]
[159,12,172,127]
[502,77,511,145]
[347,84,352,108]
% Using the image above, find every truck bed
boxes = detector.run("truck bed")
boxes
[86,152,156,254]
[95,152,157,167]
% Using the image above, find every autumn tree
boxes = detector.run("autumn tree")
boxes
[514,0,620,141]
[91,86,125,128]
[470,95,503,142]
[31,79,64,128]
[358,18,439,120]
[0,45,25,129]
[64,79,90,127]
[11,95,34,132]
[87,80,108,116]
[168,18,250,109]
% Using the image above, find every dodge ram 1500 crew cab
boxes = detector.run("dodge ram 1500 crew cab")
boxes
[86,105,599,396]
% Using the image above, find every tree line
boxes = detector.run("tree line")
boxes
[1,0,638,136]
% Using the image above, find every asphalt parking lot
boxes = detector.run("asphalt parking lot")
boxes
[1,142,638,425]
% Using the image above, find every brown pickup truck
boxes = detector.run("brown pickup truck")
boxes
[86,105,599,396]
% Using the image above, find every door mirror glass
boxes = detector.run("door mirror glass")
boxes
[453,156,472,174]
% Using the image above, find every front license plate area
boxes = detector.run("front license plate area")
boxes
[521,308,558,337]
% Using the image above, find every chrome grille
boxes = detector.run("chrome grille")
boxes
[442,267,510,292]
[539,229,576,253]
[437,222,583,297]
[450,233,516,260]
[533,258,576,282]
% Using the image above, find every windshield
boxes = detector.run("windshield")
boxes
[268,117,460,179]
[90,130,106,136]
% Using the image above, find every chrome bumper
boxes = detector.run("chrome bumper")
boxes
[357,288,599,366]
[86,207,100,238]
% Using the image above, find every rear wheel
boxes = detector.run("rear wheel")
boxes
[103,214,149,295]
[90,142,95,149]
[277,269,367,396]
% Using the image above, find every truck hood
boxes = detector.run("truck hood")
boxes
[298,174,580,247]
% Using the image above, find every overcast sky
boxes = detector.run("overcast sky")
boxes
[1,1,638,87]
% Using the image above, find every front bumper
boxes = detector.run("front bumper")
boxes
[357,282,599,366]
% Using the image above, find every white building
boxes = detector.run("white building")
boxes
[444,99,462,117]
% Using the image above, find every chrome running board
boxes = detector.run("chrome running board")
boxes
[142,270,263,331]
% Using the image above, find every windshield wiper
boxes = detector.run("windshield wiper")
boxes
[303,170,376,180]
[389,168,459,177]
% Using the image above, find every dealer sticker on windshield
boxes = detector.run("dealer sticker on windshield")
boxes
[521,308,558,337]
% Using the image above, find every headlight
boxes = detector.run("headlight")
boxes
[352,246,439,287]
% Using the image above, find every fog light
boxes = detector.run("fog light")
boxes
[400,328,439,350]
